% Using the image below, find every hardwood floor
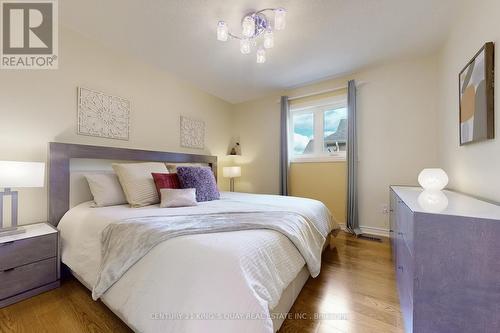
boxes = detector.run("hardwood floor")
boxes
[0,277,131,333]
[0,232,403,333]
[278,232,403,333]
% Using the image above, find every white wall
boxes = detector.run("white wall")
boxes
[232,0,500,232]
[0,27,233,225]
[233,56,439,232]
[232,95,282,194]
[437,0,500,202]
[7,9,492,231]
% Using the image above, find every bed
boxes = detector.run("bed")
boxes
[49,142,338,333]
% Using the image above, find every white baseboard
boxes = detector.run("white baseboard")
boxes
[338,224,390,238]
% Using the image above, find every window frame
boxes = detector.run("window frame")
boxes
[289,96,347,163]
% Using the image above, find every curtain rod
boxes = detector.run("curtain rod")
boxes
[288,85,347,101]
[276,81,366,103]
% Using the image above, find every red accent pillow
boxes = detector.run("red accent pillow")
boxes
[151,173,181,196]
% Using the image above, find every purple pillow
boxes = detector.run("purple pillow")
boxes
[176,166,220,202]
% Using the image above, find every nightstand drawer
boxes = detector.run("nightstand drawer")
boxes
[0,257,57,300]
[0,233,57,271]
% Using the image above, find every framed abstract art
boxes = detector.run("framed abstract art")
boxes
[459,42,495,145]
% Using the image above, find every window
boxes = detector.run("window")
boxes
[292,112,314,156]
[290,98,347,162]
[323,107,347,154]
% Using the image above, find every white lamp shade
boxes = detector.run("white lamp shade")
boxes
[263,30,274,49]
[242,16,255,38]
[240,38,251,54]
[256,47,266,64]
[223,166,241,178]
[417,168,448,191]
[216,21,229,41]
[274,8,287,30]
[0,161,45,188]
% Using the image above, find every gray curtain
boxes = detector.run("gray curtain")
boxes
[346,80,361,235]
[280,96,290,196]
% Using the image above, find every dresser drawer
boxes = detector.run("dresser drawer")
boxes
[396,237,414,333]
[0,233,57,271]
[396,198,414,256]
[0,257,57,300]
[402,203,414,255]
[389,190,397,263]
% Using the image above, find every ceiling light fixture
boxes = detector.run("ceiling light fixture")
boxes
[216,8,287,64]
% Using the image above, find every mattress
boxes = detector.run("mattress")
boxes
[58,191,336,333]
[71,263,309,332]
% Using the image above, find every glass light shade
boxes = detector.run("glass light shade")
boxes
[418,190,449,213]
[0,161,45,188]
[223,166,241,178]
[240,38,251,54]
[256,47,266,63]
[263,29,274,49]
[418,168,449,191]
[242,16,255,37]
[274,8,287,30]
[217,21,228,41]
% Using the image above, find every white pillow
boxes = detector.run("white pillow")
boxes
[85,173,127,207]
[112,162,169,207]
[160,188,197,208]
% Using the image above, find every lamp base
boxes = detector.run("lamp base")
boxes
[0,227,26,238]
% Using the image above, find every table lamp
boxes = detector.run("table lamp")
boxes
[223,166,241,192]
[417,168,448,190]
[0,161,45,236]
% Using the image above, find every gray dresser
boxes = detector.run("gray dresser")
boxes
[0,223,60,308]
[390,186,500,333]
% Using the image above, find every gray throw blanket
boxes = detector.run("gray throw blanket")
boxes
[92,211,325,300]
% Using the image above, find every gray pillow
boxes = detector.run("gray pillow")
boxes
[160,188,198,208]
[85,173,127,207]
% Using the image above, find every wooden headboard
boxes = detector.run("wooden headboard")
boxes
[48,142,217,226]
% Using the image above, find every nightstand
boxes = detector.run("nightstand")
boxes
[0,223,60,308]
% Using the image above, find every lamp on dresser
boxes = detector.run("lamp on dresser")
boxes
[223,166,241,192]
[417,168,449,213]
[0,161,45,237]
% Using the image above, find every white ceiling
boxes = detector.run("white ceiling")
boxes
[61,0,461,103]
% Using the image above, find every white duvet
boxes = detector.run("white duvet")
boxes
[58,192,336,333]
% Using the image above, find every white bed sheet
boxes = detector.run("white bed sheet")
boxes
[58,192,336,333]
